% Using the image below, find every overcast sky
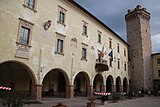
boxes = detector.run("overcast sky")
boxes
[75,0,160,53]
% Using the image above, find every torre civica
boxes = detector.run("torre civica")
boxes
[0,0,159,100]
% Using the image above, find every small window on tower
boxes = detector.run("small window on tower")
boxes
[157,58,160,64]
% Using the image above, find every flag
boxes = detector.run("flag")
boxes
[100,43,106,59]
[100,46,104,58]
[108,50,113,61]
[100,51,104,59]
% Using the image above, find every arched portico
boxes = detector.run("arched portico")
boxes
[42,68,69,98]
[73,72,90,97]
[0,60,37,99]
[116,76,121,92]
[106,75,114,92]
[93,74,104,92]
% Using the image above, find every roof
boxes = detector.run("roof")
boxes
[67,0,129,46]
[152,53,160,56]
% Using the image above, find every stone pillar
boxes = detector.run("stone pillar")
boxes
[101,85,106,92]
[66,85,74,99]
[126,85,129,93]
[87,85,93,97]
[120,85,123,93]
[31,84,42,100]
[112,85,116,93]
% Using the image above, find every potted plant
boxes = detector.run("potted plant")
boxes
[87,96,95,107]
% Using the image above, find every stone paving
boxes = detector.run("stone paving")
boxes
[1,96,160,107]
[22,96,160,107]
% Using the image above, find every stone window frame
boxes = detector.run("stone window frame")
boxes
[57,5,67,26]
[17,18,34,47]
[109,38,112,49]
[97,30,102,44]
[55,32,66,55]
[82,20,88,37]
[81,43,88,61]
[23,0,37,12]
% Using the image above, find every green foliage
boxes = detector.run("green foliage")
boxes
[0,90,26,107]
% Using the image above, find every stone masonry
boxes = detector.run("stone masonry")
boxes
[125,5,153,90]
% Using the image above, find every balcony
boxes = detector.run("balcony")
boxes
[95,59,109,72]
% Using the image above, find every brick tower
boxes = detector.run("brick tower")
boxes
[125,5,153,90]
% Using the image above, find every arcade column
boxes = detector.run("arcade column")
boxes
[87,85,93,97]
[112,85,116,92]
[31,84,42,100]
[66,85,74,98]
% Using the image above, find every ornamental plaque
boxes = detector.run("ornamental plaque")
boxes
[16,44,29,59]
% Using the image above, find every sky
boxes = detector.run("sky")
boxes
[75,0,160,53]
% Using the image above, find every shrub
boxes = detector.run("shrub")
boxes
[0,90,26,107]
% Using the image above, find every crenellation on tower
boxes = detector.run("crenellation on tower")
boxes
[125,5,150,21]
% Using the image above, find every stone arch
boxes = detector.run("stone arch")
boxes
[42,68,69,98]
[106,75,114,92]
[93,74,104,92]
[0,60,36,93]
[116,76,121,92]
[73,71,90,96]
[123,77,128,92]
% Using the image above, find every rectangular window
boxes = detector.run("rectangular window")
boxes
[57,39,63,53]
[83,25,87,35]
[118,60,120,69]
[55,32,66,55]
[17,18,34,46]
[117,44,120,53]
[58,6,67,25]
[82,20,88,37]
[109,39,112,49]
[124,63,126,71]
[20,27,30,45]
[59,11,65,24]
[124,49,126,56]
[98,34,101,43]
[25,0,35,9]
[158,70,160,77]
[82,48,87,60]
[109,58,112,67]
[157,58,160,64]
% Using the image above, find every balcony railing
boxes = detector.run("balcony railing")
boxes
[95,59,109,72]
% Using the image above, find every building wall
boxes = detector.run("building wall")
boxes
[0,0,129,90]
[152,54,160,79]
